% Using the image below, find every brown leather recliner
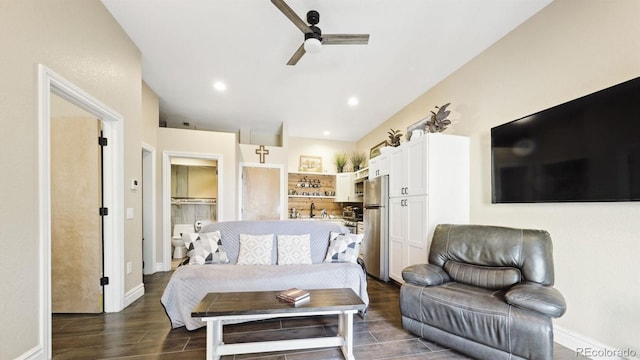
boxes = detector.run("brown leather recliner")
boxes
[400,224,567,360]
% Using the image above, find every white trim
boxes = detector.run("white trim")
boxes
[554,325,637,360]
[124,283,145,308]
[13,345,43,360]
[238,162,285,220]
[141,143,156,275]
[155,262,165,272]
[38,64,125,358]
[163,151,223,271]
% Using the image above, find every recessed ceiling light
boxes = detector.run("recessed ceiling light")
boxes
[348,96,359,107]
[213,81,227,92]
[323,130,331,136]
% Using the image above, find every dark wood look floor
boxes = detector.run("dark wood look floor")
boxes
[53,272,584,359]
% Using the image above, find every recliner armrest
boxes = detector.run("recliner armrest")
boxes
[402,264,450,286]
[505,282,567,318]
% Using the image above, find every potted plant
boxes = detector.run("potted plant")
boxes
[388,129,403,147]
[425,103,452,133]
[349,152,366,171]
[334,152,348,173]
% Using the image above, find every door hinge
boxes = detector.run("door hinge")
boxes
[99,207,109,216]
[98,136,108,146]
[100,276,109,286]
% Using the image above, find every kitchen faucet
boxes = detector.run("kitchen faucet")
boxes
[310,202,315,218]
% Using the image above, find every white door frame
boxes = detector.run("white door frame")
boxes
[142,143,156,275]
[162,151,223,271]
[238,162,286,220]
[38,65,125,358]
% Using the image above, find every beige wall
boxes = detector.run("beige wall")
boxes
[0,0,143,358]
[142,82,159,148]
[288,137,357,173]
[358,0,640,351]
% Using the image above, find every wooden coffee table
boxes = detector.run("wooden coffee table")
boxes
[192,288,366,360]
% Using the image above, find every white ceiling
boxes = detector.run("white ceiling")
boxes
[102,0,552,141]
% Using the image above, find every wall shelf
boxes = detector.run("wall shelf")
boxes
[288,195,336,199]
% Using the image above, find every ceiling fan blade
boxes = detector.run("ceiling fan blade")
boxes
[286,43,306,66]
[322,34,370,45]
[271,0,312,34]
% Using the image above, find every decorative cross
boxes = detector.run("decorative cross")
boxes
[255,145,269,164]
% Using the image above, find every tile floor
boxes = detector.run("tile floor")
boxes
[52,270,586,359]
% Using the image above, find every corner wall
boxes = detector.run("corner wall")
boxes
[0,0,142,358]
[357,0,640,352]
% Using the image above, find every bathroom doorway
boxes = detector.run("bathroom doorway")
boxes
[162,152,221,270]
[171,159,218,226]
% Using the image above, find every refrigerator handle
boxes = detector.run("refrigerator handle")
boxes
[364,205,382,209]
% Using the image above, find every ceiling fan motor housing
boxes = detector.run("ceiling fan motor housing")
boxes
[306,10,320,25]
[305,25,322,41]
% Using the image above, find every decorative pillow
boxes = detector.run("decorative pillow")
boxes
[324,232,363,263]
[277,234,312,265]
[183,231,229,265]
[237,234,274,265]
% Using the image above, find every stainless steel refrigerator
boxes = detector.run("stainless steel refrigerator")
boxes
[362,175,389,281]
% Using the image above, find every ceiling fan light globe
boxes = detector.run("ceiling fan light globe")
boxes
[304,38,322,53]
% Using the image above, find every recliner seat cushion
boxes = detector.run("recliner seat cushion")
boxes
[400,282,553,359]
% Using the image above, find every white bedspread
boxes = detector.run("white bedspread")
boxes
[161,262,369,330]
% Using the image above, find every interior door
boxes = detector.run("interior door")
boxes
[241,165,281,220]
[51,94,103,313]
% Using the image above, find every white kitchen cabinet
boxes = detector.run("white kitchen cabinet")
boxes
[388,196,429,281]
[334,172,355,202]
[389,137,430,197]
[369,152,389,179]
[387,133,469,283]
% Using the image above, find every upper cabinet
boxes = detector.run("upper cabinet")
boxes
[389,138,430,197]
[335,172,355,202]
[369,153,389,179]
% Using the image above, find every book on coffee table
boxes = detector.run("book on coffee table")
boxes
[276,288,310,304]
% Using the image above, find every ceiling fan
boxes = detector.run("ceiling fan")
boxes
[271,0,370,65]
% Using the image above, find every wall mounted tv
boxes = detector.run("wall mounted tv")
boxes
[491,76,640,203]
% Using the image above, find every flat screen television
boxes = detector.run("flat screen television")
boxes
[491,76,640,203]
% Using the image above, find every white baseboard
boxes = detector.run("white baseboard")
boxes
[554,325,639,359]
[124,283,145,308]
[155,262,165,272]
[14,345,43,360]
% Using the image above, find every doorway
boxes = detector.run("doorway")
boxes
[239,163,284,220]
[162,152,222,271]
[142,144,156,275]
[50,94,104,313]
[39,65,125,357]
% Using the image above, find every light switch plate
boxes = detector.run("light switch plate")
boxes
[126,208,134,219]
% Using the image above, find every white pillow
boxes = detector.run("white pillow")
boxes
[183,231,229,265]
[236,234,274,265]
[324,231,363,264]
[277,234,312,265]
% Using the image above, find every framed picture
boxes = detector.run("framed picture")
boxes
[370,140,389,159]
[299,155,323,172]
